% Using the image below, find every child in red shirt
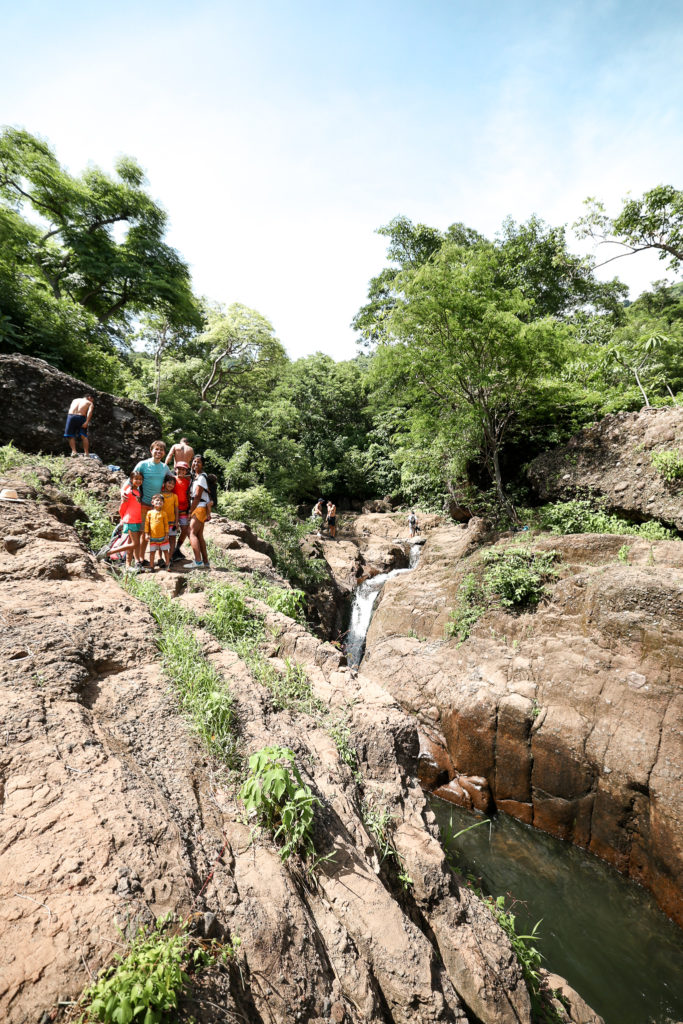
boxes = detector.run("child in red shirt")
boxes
[172,461,192,562]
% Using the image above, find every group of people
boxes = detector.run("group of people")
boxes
[312,497,337,539]
[113,437,212,572]
[64,396,213,572]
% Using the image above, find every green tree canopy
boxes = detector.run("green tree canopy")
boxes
[381,242,565,511]
[576,185,683,273]
[0,128,201,331]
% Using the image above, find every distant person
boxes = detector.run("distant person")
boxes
[171,461,192,562]
[313,498,327,536]
[408,510,418,538]
[133,441,173,561]
[144,493,170,572]
[188,454,211,569]
[326,499,337,539]
[63,395,94,457]
[119,469,144,569]
[165,437,194,468]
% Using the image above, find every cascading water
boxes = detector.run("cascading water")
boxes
[345,539,423,667]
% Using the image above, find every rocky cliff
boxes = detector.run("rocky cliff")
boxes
[0,354,161,465]
[527,406,683,531]
[0,479,600,1024]
[358,518,683,927]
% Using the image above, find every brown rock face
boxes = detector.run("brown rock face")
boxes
[527,406,683,531]
[361,520,683,926]
[0,353,161,464]
[1,489,560,1024]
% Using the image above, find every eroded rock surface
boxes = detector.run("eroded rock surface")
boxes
[1,494,582,1024]
[527,406,683,530]
[360,519,683,926]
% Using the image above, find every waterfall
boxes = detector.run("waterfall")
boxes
[344,539,423,667]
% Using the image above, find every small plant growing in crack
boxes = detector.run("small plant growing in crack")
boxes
[75,913,241,1023]
[361,797,413,893]
[240,746,320,862]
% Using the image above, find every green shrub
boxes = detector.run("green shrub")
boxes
[651,449,683,482]
[77,914,238,1023]
[70,485,113,552]
[445,572,486,642]
[481,548,559,609]
[122,577,238,765]
[361,797,413,892]
[240,746,319,861]
[533,498,676,540]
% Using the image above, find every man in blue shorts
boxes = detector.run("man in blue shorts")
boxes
[63,395,94,456]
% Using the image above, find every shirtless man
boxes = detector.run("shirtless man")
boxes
[63,395,94,456]
[165,437,194,468]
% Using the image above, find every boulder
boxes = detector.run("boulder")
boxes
[0,354,161,465]
[527,406,683,531]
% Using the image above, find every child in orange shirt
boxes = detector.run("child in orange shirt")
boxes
[144,494,170,572]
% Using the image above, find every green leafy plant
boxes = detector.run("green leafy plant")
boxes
[70,484,113,552]
[328,714,361,781]
[77,915,239,1024]
[651,448,683,482]
[217,485,327,586]
[617,544,631,563]
[240,746,320,861]
[532,498,676,540]
[121,577,238,766]
[481,548,559,609]
[445,572,486,642]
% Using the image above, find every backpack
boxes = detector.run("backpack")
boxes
[206,473,219,507]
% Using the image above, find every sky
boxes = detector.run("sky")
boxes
[3,0,683,360]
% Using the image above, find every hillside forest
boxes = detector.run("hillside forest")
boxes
[2,128,682,519]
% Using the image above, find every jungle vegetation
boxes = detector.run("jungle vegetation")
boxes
[1,128,682,515]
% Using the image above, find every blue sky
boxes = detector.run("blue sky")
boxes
[3,0,682,359]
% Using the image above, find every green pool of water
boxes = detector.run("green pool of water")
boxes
[430,799,683,1024]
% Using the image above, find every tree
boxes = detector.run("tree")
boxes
[383,243,563,513]
[195,303,286,406]
[576,185,683,273]
[496,215,627,318]
[0,128,201,332]
[135,311,199,405]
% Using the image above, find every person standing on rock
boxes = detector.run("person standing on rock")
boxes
[63,395,94,457]
[134,441,173,561]
[171,461,192,562]
[408,510,418,538]
[165,437,194,469]
[326,499,337,539]
[188,454,211,569]
[313,498,327,537]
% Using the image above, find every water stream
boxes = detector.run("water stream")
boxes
[431,800,683,1024]
[344,539,422,667]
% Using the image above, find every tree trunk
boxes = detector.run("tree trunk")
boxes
[492,447,518,524]
[633,366,650,407]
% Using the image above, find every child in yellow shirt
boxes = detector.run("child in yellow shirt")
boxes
[144,494,170,572]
